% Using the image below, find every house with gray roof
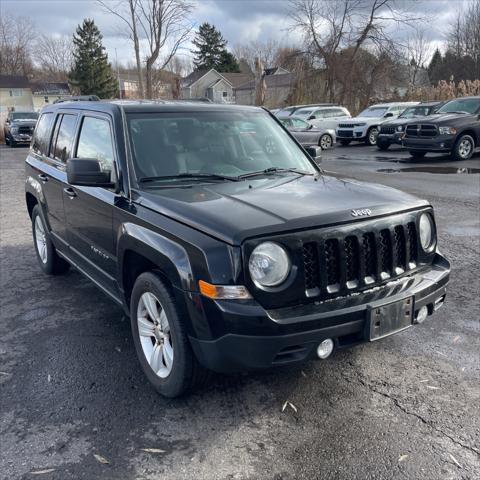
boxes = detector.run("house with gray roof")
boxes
[180,69,253,103]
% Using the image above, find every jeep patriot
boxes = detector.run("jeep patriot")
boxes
[25,101,450,397]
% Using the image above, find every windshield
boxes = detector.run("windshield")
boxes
[126,111,317,184]
[358,107,388,118]
[295,109,313,117]
[437,98,480,114]
[11,112,39,120]
[399,106,435,118]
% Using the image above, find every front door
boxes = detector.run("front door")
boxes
[63,114,119,294]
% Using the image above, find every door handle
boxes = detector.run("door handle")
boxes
[64,187,77,198]
[38,173,48,182]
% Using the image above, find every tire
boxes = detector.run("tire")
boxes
[319,134,333,150]
[376,140,390,151]
[31,205,70,275]
[451,134,475,161]
[409,150,427,159]
[130,271,209,397]
[366,127,379,146]
[9,135,16,148]
[4,132,9,146]
[339,139,351,146]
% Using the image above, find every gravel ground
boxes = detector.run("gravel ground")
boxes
[0,143,479,480]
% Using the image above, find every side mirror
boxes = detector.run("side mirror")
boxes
[384,112,394,118]
[307,124,314,130]
[305,146,321,163]
[308,115,316,120]
[67,158,114,188]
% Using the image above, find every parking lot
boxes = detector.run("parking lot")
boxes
[0,143,479,479]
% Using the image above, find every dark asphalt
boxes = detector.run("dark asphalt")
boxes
[0,143,479,480]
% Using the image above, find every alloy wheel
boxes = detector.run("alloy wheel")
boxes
[34,216,48,264]
[320,134,332,149]
[137,292,173,378]
[369,128,379,145]
[458,138,472,159]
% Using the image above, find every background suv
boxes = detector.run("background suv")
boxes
[377,102,443,150]
[4,111,39,147]
[294,106,351,130]
[336,102,418,146]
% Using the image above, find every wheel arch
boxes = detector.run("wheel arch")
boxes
[26,192,38,219]
[457,129,477,146]
[117,223,195,305]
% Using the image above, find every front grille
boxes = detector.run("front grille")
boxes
[338,123,355,128]
[302,221,418,299]
[380,126,395,134]
[18,126,33,134]
[337,129,353,137]
[405,124,437,138]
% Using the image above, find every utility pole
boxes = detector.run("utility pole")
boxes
[115,48,122,99]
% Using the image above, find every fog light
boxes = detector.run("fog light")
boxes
[415,306,428,324]
[317,339,334,359]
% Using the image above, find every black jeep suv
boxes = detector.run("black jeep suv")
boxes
[25,101,450,397]
[402,96,480,160]
[377,102,442,151]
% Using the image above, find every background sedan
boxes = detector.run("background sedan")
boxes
[280,116,336,149]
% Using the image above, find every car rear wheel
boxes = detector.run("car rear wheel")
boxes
[31,205,70,275]
[339,139,351,146]
[452,134,474,161]
[130,272,209,397]
[409,151,426,159]
[366,127,379,146]
[319,134,333,150]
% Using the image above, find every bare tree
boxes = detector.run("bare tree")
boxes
[404,26,432,87]
[98,0,194,99]
[234,39,282,73]
[34,34,73,81]
[289,0,425,104]
[0,14,35,76]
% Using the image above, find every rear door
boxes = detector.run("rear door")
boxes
[63,113,119,294]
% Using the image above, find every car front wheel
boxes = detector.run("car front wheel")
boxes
[31,205,70,274]
[376,139,390,151]
[339,139,351,146]
[366,127,379,146]
[130,272,209,397]
[319,134,333,150]
[452,134,475,161]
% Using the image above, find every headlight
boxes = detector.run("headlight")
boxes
[354,123,366,127]
[439,126,456,135]
[396,125,404,132]
[419,213,435,251]
[11,126,19,133]
[249,242,290,287]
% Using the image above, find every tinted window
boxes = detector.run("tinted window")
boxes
[32,113,54,156]
[52,114,77,162]
[76,116,115,178]
[127,111,316,181]
[437,98,480,114]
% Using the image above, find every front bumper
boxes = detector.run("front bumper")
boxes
[12,134,32,144]
[189,253,450,372]
[402,135,455,152]
[336,127,367,140]
[378,133,403,145]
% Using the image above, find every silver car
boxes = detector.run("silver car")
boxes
[280,116,336,149]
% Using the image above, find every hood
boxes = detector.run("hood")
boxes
[415,112,476,124]
[134,173,427,245]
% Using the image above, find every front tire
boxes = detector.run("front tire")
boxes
[130,272,208,397]
[31,205,70,275]
[366,127,379,146]
[339,139,351,146]
[451,134,474,161]
[319,134,333,150]
[376,140,390,151]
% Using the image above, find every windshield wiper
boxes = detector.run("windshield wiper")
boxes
[238,167,315,179]
[438,111,469,115]
[139,173,240,183]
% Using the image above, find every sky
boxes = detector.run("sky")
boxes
[1,0,469,67]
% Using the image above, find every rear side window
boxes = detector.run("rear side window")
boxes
[76,116,115,179]
[32,113,54,156]
[52,114,77,162]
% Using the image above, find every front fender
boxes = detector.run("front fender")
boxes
[117,222,194,292]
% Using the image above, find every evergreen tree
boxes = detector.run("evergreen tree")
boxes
[428,48,443,84]
[69,19,118,98]
[192,22,240,72]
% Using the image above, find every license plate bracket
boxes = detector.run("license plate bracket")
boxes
[368,297,413,341]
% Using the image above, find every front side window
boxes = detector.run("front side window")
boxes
[437,98,480,114]
[52,114,77,162]
[126,111,316,183]
[32,112,54,156]
[76,116,115,179]
[399,106,433,118]
[292,118,308,128]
